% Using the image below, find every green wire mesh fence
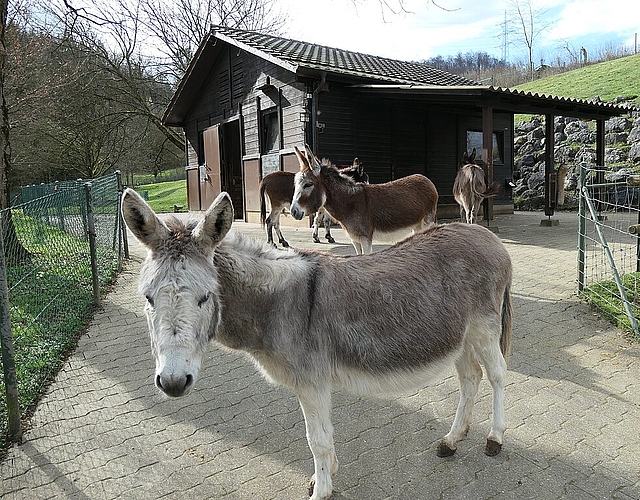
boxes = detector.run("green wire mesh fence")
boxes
[0,172,126,449]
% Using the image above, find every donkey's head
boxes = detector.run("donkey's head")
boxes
[462,147,477,166]
[121,188,233,397]
[290,144,326,220]
[340,158,369,184]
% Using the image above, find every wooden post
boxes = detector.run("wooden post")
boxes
[482,106,494,224]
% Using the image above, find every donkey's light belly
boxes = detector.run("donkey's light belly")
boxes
[368,227,415,244]
[332,348,462,396]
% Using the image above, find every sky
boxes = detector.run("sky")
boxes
[278,0,640,65]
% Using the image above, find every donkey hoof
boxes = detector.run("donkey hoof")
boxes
[437,441,456,457]
[281,241,290,248]
[308,478,315,497]
[484,439,502,456]
[313,237,321,243]
[326,236,336,243]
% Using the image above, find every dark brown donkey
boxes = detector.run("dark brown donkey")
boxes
[453,148,500,224]
[259,159,368,248]
[290,144,438,254]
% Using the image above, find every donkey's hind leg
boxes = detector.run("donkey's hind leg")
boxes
[438,341,482,457]
[265,213,276,247]
[273,210,289,248]
[296,386,339,500]
[471,316,508,456]
[323,214,335,243]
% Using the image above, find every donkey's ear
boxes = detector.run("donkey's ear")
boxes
[469,148,477,162]
[353,158,364,175]
[304,143,322,176]
[193,191,233,249]
[294,145,311,172]
[121,188,170,251]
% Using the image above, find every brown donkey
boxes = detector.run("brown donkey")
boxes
[259,159,368,248]
[290,144,438,254]
[453,148,500,224]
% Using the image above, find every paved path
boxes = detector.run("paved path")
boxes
[1,212,639,499]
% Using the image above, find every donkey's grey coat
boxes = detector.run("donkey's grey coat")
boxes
[453,149,500,224]
[122,188,513,500]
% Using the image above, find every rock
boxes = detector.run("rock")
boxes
[566,129,596,144]
[629,143,640,162]
[564,120,588,135]
[605,116,631,133]
[574,146,597,164]
[527,171,545,190]
[606,132,628,145]
[554,144,576,164]
[604,148,627,163]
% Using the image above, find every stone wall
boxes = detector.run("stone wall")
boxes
[513,105,640,210]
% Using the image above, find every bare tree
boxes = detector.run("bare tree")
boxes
[507,0,554,81]
[35,0,287,155]
[138,0,286,79]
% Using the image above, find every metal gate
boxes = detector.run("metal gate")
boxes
[578,162,640,336]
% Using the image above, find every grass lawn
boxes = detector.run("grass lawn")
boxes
[134,179,187,213]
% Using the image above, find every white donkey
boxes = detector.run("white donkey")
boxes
[122,188,513,500]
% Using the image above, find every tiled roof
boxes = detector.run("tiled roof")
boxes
[212,25,479,87]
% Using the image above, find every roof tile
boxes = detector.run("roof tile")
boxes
[212,25,478,87]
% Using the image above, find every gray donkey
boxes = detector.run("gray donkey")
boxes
[122,188,513,500]
[453,148,501,224]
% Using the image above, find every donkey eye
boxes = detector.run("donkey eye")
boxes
[304,182,313,189]
[145,295,155,308]
[198,293,210,307]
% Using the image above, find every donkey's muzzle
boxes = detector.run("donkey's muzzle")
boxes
[290,204,305,220]
[155,372,194,398]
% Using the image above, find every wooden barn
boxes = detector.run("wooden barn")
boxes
[162,25,627,223]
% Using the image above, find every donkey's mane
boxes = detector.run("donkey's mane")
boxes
[161,216,314,291]
[159,217,202,257]
[321,160,362,193]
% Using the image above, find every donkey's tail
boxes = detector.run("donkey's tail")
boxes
[259,180,267,228]
[482,181,501,198]
[500,282,513,364]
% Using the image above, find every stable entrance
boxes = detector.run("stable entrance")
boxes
[200,120,244,218]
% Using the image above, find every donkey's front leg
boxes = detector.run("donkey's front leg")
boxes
[296,386,339,500]
[312,212,322,243]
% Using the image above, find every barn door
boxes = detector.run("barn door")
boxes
[202,125,222,210]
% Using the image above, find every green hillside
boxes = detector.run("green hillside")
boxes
[514,53,640,104]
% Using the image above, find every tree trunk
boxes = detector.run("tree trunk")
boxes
[1,0,31,263]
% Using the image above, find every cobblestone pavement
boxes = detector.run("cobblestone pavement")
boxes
[1,211,639,499]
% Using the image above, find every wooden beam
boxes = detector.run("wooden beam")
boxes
[482,106,494,222]
[544,114,555,217]
[596,119,605,167]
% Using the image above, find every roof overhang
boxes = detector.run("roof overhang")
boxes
[349,84,631,120]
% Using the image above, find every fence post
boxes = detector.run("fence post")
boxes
[0,219,22,443]
[577,162,586,292]
[84,183,100,305]
[115,171,129,260]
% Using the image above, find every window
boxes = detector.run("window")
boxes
[466,131,504,165]
[261,109,280,153]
